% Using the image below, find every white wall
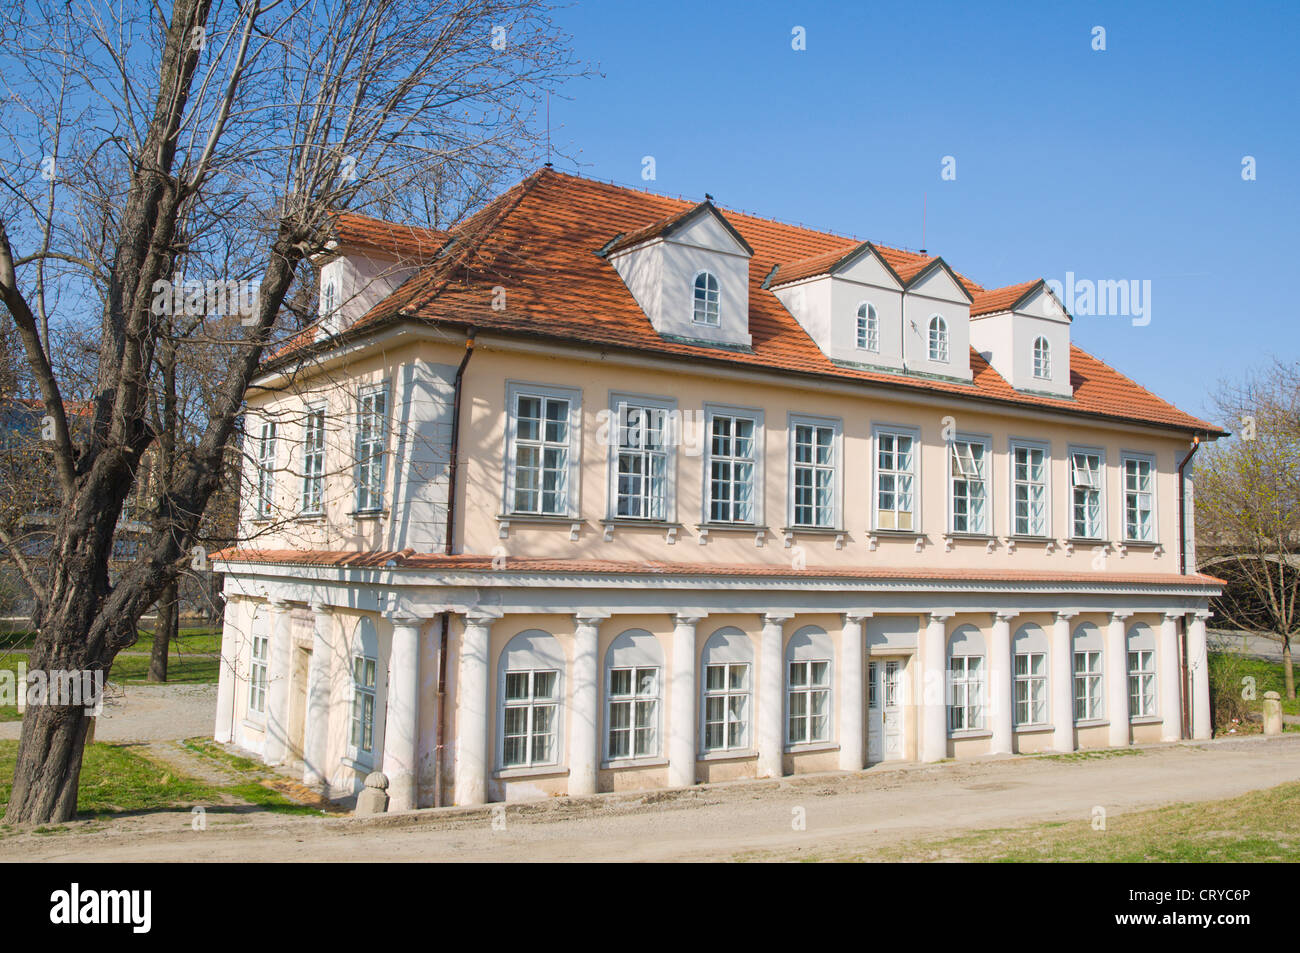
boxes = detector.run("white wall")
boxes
[970,286,1072,397]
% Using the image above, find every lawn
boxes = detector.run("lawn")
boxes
[0,739,321,821]
[1209,650,1300,718]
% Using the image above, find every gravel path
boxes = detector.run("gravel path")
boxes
[0,683,216,742]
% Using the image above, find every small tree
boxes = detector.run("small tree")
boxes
[1196,360,1300,699]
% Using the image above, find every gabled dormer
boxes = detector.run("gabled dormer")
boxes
[601,202,754,349]
[315,213,446,336]
[969,279,1073,398]
[898,258,974,382]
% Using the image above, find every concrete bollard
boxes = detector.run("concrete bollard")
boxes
[1262,691,1283,736]
[355,771,390,815]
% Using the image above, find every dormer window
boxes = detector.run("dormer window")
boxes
[856,303,879,352]
[928,315,949,362]
[1033,336,1051,379]
[693,271,720,326]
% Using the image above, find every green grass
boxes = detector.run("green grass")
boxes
[107,652,220,684]
[1210,651,1300,717]
[1038,747,1144,763]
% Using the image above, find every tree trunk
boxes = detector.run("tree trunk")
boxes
[4,699,93,824]
[147,580,178,683]
[1284,635,1295,701]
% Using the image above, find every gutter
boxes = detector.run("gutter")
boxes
[434,329,476,807]
[1175,434,1202,740]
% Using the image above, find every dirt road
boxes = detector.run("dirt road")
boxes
[7,734,1300,862]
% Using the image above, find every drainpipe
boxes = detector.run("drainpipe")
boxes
[434,329,476,807]
[1175,434,1201,740]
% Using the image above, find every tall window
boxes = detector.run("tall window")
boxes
[1074,650,1104,720]
[1015,652,1047,725]
[511,392,571,515]
[607,667,659,759]
[502,669,558,767]
[703,662,750,751]
[948,655,984,731]
[949,438,989,534]
[1070,450,1103,538]
[928,315,949,362]
[321,279,337,317]
[708,413,756,523]
[856,302,879,351]
[615,402,669,520]
[693,271,720,326]
[249,634,268,714]
[792,420,836,527]
[875,429,916,530]
[301,406,326,515]
[1012,443,1048,536]
[1123,456,1155,541]
[787,659,831,744]
[355,388,386,512]
[255,421,277,519]
[350,654,377,755]
[1127,624,1157,719]
[1033,336,1051,379]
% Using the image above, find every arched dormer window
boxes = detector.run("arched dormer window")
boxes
[321,278,337,318]
[692,271,720,326]
[928,315,949,362]
[1033,336,1051,379]
[856,303,879,352]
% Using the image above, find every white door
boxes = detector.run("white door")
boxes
[867,659,904,763]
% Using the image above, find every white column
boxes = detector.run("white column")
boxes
[758,613,792,779]
[454,611,496,805]
[1051,612,1076,752]
[382,613,422,811]
[921,612,951,762]
[1106,612,1132,747]
[302,601,334,786]
[669,614,704,788]
[213,596,240,744]
[1160,612,1185,742]
[988,612,1016,755]
[1188,610,1212,740]
[263,598,293,765]
[568,613,606,797]
[839,612,871,771]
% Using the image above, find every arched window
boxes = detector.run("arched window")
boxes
[1072,622,1105,721]
[856,302,879,352]
[786,626,833,745]
[348,617,382,766]
[928,315,949,362]
[1012,623,1049,727]
[604,629,664,760]
[700,627,752,752]
[498,629,565,769]
[947,624,985,731]
[1033,336,1051,379]
[321,278,337,317]
[1127,623,1157,718]
[692,271,720,326]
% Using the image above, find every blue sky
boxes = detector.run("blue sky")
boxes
[545,1,1299,424]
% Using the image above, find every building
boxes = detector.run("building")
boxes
[212,168,1225,810]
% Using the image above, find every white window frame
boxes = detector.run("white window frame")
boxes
[354,384,388,513]
[947,433,992,536]
[301,403,326,516]
[321,277,337,317]
[948,655,985,732]
[928,314,949,363]
[254,419,277,520]
[702,661,751,753]
[692,270,720,326]
[501,668,561,768]
[872,424,921,532]
[1128,649,1157,719]
[1014,651,1048,727]
[606,666,660,761]
[1120,451,1158,543]
[1032,336,1051,379]
[788,413,842,529]
[349,653,378,763]
[504,381,582,518]
[856,302,879,352]
[702,403,764,525]
[607,392,676,522]
[1074,650,1104,721]
[1009,438,1051,538]
[786,658,832,746]
[248,633,269,716]
[1067,445,1106,540]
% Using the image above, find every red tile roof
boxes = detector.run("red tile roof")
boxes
[272,169,1223,436]
[971,279,1046,317]
[330,211,447,260]
[211,547,1223,588]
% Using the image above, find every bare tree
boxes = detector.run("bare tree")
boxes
[0,0,577,823]
[1196,360,1300,699]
